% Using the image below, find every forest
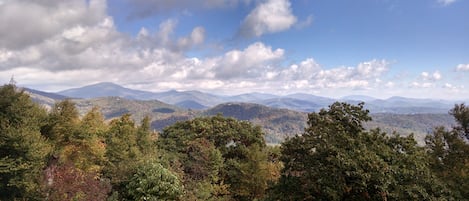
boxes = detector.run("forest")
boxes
[1,83,469,201]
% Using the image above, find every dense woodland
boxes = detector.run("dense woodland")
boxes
[1,84,469,201]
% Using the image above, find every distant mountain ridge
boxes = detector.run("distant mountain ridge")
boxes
[54,82,459,114]
[22,86,461,144]
[58,82,154,99]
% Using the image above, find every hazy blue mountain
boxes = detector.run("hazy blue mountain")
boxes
[285,93,335,106]
[153,90,226,107]
[58,82,154,99]
[24,88,68,100]
[341,95,377,102]
[53,82,459,114]
[174,100,208,110]
[23,88,67,109]
[366,96,454,113]
[229,92,280,102]
[256,98,321,112]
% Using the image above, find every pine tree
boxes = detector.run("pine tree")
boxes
[0,84,51,200]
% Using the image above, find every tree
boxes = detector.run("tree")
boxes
[102,113,163,199]
[126,160,183,201]
[269,102,450,200]
[158,115,273,200]
[136,116,155,156]
[182,138,229,200]
[76,107,108,173]
[44,163,111,201]
[449,103,469,139]
[0,84,51,200]
[426,103,469,199]
[42,99,80,147]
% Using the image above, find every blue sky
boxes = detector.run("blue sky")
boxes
[0,0,468,99]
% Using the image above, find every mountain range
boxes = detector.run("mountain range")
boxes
[55,82,460,114]
[21,82,462,144]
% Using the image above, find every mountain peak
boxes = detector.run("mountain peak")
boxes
[58,82,151,99]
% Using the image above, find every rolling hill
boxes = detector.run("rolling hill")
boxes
[22,84,463,144]
[54,82,460,114]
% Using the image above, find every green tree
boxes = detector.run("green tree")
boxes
[449,103,469,138]
[426,103,469,199]
[126,160,183,201]
[136,116,155,156]
[158,115,272,200]
[77,107,108,173]
[269,102,450,200]
[0,84,51,200]
[104,114,143,198]
[182,138,229,200]
[42,99,80,147]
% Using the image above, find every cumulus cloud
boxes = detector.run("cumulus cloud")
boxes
[0,0,396,96]
[456,64,469,71]
[210,42,285,79]
[239,0,297,37]
[137,19,206,52]
[410,70,444,89]
[271,59,390,90]
[437,0,457,6]
[420,71,442,81]
[0,0,106,49]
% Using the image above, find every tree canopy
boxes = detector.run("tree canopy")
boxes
[0,84,51,200]
[1,83,468,200]
[269,102,451,200]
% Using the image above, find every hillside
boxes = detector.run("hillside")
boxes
[24,86,461,144]
[204,103,308,143]
[73,97,194,125]
[53,82,460,113]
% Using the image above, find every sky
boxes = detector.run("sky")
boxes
[0,0,468,99]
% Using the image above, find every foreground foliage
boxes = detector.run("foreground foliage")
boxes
[268,102,451,200]
[0,84,51,200]
[158,115,280,201]
[1,84,468,200]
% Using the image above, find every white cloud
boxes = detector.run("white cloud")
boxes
[411,82,433,88]
[137,19,206,52]
[3,0,463,99]
[437,0,457,6]
[456,64,469,71]
[0,0,106,49]
[239,0,297,37]
[278,58,321,80]
[420,70,442,81]
[272,59,390,90]
[210,42,285,79]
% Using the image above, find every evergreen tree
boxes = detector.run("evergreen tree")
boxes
[42,99,80,147]
[0,84,51,200]
[136,116,155,156]
[104,114,142,197]
[75,107,108,173]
